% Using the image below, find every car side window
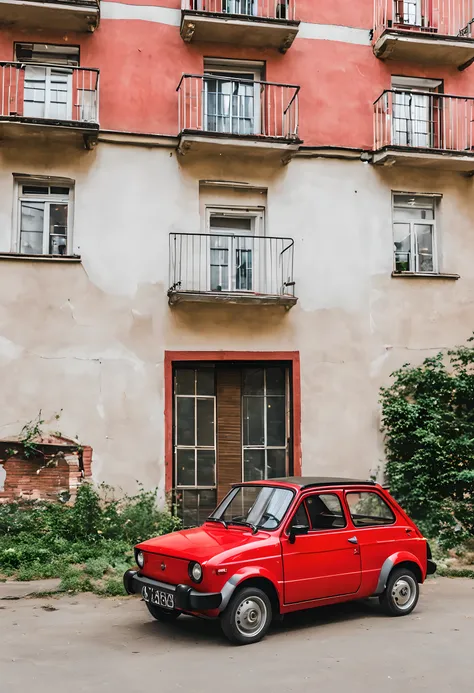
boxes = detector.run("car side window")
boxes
[346,492,396,527]
[290,503,310,529]
[305,493,347,531]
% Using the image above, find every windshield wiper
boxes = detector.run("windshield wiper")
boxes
[206,517,228,529]
[228,520,258,535]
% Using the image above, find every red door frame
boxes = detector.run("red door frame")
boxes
[164,351,302,493]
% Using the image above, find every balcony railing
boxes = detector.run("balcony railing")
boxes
[374,90,474,153]
[177,74,299,140]
[0,62,99,126]
[374,0,474,43]
[168,233,296,306]
[181,0,297,22]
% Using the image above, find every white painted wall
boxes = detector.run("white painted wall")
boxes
[0,141,473,494]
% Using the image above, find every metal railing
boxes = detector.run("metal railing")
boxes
[181,0,297,21]
[177,74,299,139]
[169,233,295,298]
[374,0,474,43]
[0,62,99,124]
[374,89,474,152]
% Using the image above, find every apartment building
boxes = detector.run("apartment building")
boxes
[0,0,474,523]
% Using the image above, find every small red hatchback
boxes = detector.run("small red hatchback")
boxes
[123,477,437,645]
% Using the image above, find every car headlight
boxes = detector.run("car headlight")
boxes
[189,561,202,583]
[136,550,144,569]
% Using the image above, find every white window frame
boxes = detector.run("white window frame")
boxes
[392,192,440,274]
[13,179,74,257]
[203,59,263,136]
[205,205,265,293]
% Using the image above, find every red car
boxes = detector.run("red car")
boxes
[123,477,437,645]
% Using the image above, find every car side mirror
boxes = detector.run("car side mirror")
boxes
[289,525,309,544]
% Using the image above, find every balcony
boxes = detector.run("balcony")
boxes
[168,233,297,307]
[0,0,99,32]
[177,74,301,161]
[180,1,299,52]
[0,63,99,148]
[373,90,474,171]
[373,0,474,66]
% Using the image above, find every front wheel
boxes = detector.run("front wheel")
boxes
[146,602,181,622]
[379,567,419,616]
[220,586,272,645]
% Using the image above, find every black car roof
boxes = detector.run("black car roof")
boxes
[270,476,376,489]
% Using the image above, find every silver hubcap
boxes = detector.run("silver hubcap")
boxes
[235,596,267,638]
[392,575,417,610]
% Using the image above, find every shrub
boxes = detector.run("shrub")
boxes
[381,340,474,549]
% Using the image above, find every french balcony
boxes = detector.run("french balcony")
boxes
[373,0,474,66]
[177,74,301,161]
[168,232,297,307]
[373,90,474,171]
[0,63,99,148]
[180,1,299,52]
[0,0,99,32]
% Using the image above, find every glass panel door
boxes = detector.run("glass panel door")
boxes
[395,0,422,25]
[392,90,432,148]
[24,65,72,120]
[204,72,258,136]
[209,215,255,292]
[242,367,289,481]
[223,0,257,15]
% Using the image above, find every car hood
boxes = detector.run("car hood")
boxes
[138,524,272,563]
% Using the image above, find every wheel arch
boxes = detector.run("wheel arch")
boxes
[219,569,281,613]
[374,552,425,596]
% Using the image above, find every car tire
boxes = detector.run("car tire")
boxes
[379,567,419,617]
[146,602,181,622]
[220,586,273,645]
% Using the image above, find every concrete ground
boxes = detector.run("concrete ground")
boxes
[1,577,473,693]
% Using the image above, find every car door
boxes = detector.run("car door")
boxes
[281,491,362,604]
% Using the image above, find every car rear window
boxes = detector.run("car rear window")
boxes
[346,492,396,527]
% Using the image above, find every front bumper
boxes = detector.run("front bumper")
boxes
[123,570,222,611]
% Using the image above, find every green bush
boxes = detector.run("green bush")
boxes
[381,340,474,549]
[0,483,182,594]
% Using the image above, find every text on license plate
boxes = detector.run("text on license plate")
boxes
[141,585,175,610]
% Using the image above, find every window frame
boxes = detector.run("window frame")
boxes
[344,491,397,529]
[287,491,348,534]
[13,178,74,257]
[392,192,439,274]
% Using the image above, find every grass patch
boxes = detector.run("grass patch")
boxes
[0,483,181,596]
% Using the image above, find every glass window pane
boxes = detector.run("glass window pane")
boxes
[266,396,286,446]
[176,369,195,395]
[306,493,346,530]
[20,231,43,255]
[197,398,214,447]
[266,367,286,395]
[176,449,195,486]
[197,450,215,486]
[210,215,252,231]
[346,492,396,527]
[179,489,198,527]
[50,235,67,256]
[197,489,217,524]
[416,225,434,272]
[176,397,195,446]
[244,449,265,481]
[242,368,264,395]
[21,201,44,233]
[243,396,264,445]
[197,369,215,396]
[393,222,411,272]
[49,204,68,255]
[267,449,286,478]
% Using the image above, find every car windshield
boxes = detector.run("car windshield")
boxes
[209,485,294,531]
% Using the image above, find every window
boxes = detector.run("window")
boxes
[212,485,294,530]
[203,59,263,136]
[394,0,422,27]
[242,366,289,481]
[207,207,264,293]
[16,182,72,256]
[346,492,396,527]
[391,76,442,149]
[174,367,217,526]
[290,502,310,529]
[393,194,437,273]
[304,493,347,530]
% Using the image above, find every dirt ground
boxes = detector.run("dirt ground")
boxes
[1,577,473,693]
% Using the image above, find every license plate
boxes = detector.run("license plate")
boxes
[141,585,175,610]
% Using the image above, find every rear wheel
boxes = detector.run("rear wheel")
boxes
[146,602,181,622]
[379,567,419,616]
[220,586,272,645]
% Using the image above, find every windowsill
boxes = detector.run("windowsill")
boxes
[0,252,81,263]
[391,271,459,280]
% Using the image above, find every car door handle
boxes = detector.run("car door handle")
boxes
[347,536,358,544]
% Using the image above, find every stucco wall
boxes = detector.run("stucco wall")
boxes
[0,141,473,494]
